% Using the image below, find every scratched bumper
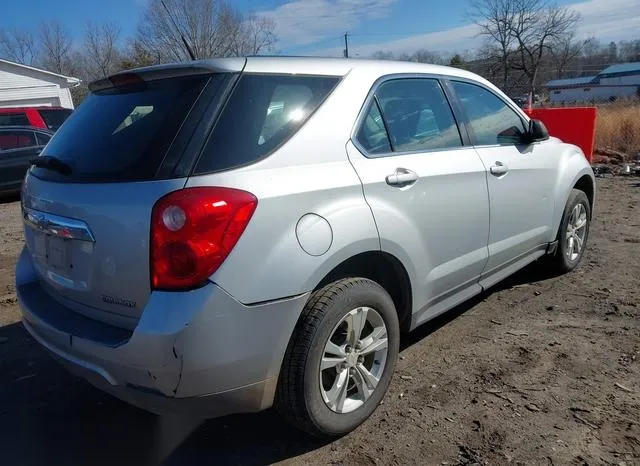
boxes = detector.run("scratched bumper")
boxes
[16,247,308,417]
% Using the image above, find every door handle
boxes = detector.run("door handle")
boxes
[386,168,418,187]
[490,161,509,176]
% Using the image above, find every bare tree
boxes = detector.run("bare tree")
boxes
[230,14,277,56]
[578,37,608,76]
[84,21,122,79]
[469,0,517,90]
[473,44,506,85]
[618,39,640,62]
[119,40,160,70]
[470,0,579,98]
[410,49,446,65]
[549,32,583,79]
[0,28,37,65]
[371,51,396,60]
[39,20,74,75]
[136,0,276,62]
[509,0,580,97]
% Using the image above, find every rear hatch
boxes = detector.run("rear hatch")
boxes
[21,62,242,329]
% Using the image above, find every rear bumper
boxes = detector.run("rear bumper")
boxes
[16,247,308,417]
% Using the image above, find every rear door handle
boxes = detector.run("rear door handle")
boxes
[490,161,509,176]
[386,168,418,187]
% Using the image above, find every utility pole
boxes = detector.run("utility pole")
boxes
[344,32,349,58]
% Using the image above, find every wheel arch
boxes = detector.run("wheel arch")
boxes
[313,251,413,333]
[551,147,595,237]
[573,173,595,212]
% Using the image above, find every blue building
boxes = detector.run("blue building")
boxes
[545,62,640,103]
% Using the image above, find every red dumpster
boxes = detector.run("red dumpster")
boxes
[524,107,597,162]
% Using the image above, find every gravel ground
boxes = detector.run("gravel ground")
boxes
[0,177,638,466]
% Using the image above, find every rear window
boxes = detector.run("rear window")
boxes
[194,74,340,174]
[0,113,29,126]
[32,74,210,182]
[39,108,73,131]
[0,130,36,150]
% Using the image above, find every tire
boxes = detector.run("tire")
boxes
[550,188,591,273]
[275,278,400,438]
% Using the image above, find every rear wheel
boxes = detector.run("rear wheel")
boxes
[276,278,400,438]
[550,189,591,273]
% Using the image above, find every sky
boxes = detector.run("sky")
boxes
[2,0,639,57]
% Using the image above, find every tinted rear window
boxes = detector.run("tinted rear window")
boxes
[0,113,29,126]
[0,130,36,150]
[32,75,210,182]
[39,108,73,131]
[194,74,340,174]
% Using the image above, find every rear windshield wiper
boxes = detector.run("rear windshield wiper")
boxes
[30,156,72,176]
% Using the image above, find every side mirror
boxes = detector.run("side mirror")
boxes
[526,119,549,143]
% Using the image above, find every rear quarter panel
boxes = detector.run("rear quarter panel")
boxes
[187,163,379,304]
[186,69,382,304]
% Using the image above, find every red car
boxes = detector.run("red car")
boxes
[0,106,73,131]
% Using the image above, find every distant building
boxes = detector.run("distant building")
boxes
[0,58,80,109]
[545,62,640,104]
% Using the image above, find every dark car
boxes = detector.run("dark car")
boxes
[0,107,73,131]
[0,126,53,194]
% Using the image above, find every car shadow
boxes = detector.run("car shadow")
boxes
[0,260,557,466]
[0,319,328,466]
[0,192,20,204]
[401,258,557,350]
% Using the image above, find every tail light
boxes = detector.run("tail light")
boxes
[151,187,258,290]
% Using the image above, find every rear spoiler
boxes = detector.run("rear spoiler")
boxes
[89,58,247,93]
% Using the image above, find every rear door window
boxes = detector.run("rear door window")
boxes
[0,130,36,151]
[375,79,462,153]
[0,113,29,126]
[194,74,340,174]
[38,108,73,131]
[31,74,212,182]
[356,100,392,155]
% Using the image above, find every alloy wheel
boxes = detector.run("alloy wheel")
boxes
[319,307,389,414]
[565,203,588,261]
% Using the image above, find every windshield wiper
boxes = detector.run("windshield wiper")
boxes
[30,156,72,176]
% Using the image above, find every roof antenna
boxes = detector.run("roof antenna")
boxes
[160,0,196,61]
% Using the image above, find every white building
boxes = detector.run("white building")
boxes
[0,58,80,109]
[546,62,640,104]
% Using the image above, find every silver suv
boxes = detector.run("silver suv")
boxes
[17,57,594,437]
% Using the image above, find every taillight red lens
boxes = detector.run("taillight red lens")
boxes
[150,187,258,290]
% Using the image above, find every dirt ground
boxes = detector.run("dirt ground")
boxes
[0,177,638,466]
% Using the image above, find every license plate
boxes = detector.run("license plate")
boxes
[45,236,70,274]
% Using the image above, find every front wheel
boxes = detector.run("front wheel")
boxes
[275,278,400,438]
[550,188,591,273]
